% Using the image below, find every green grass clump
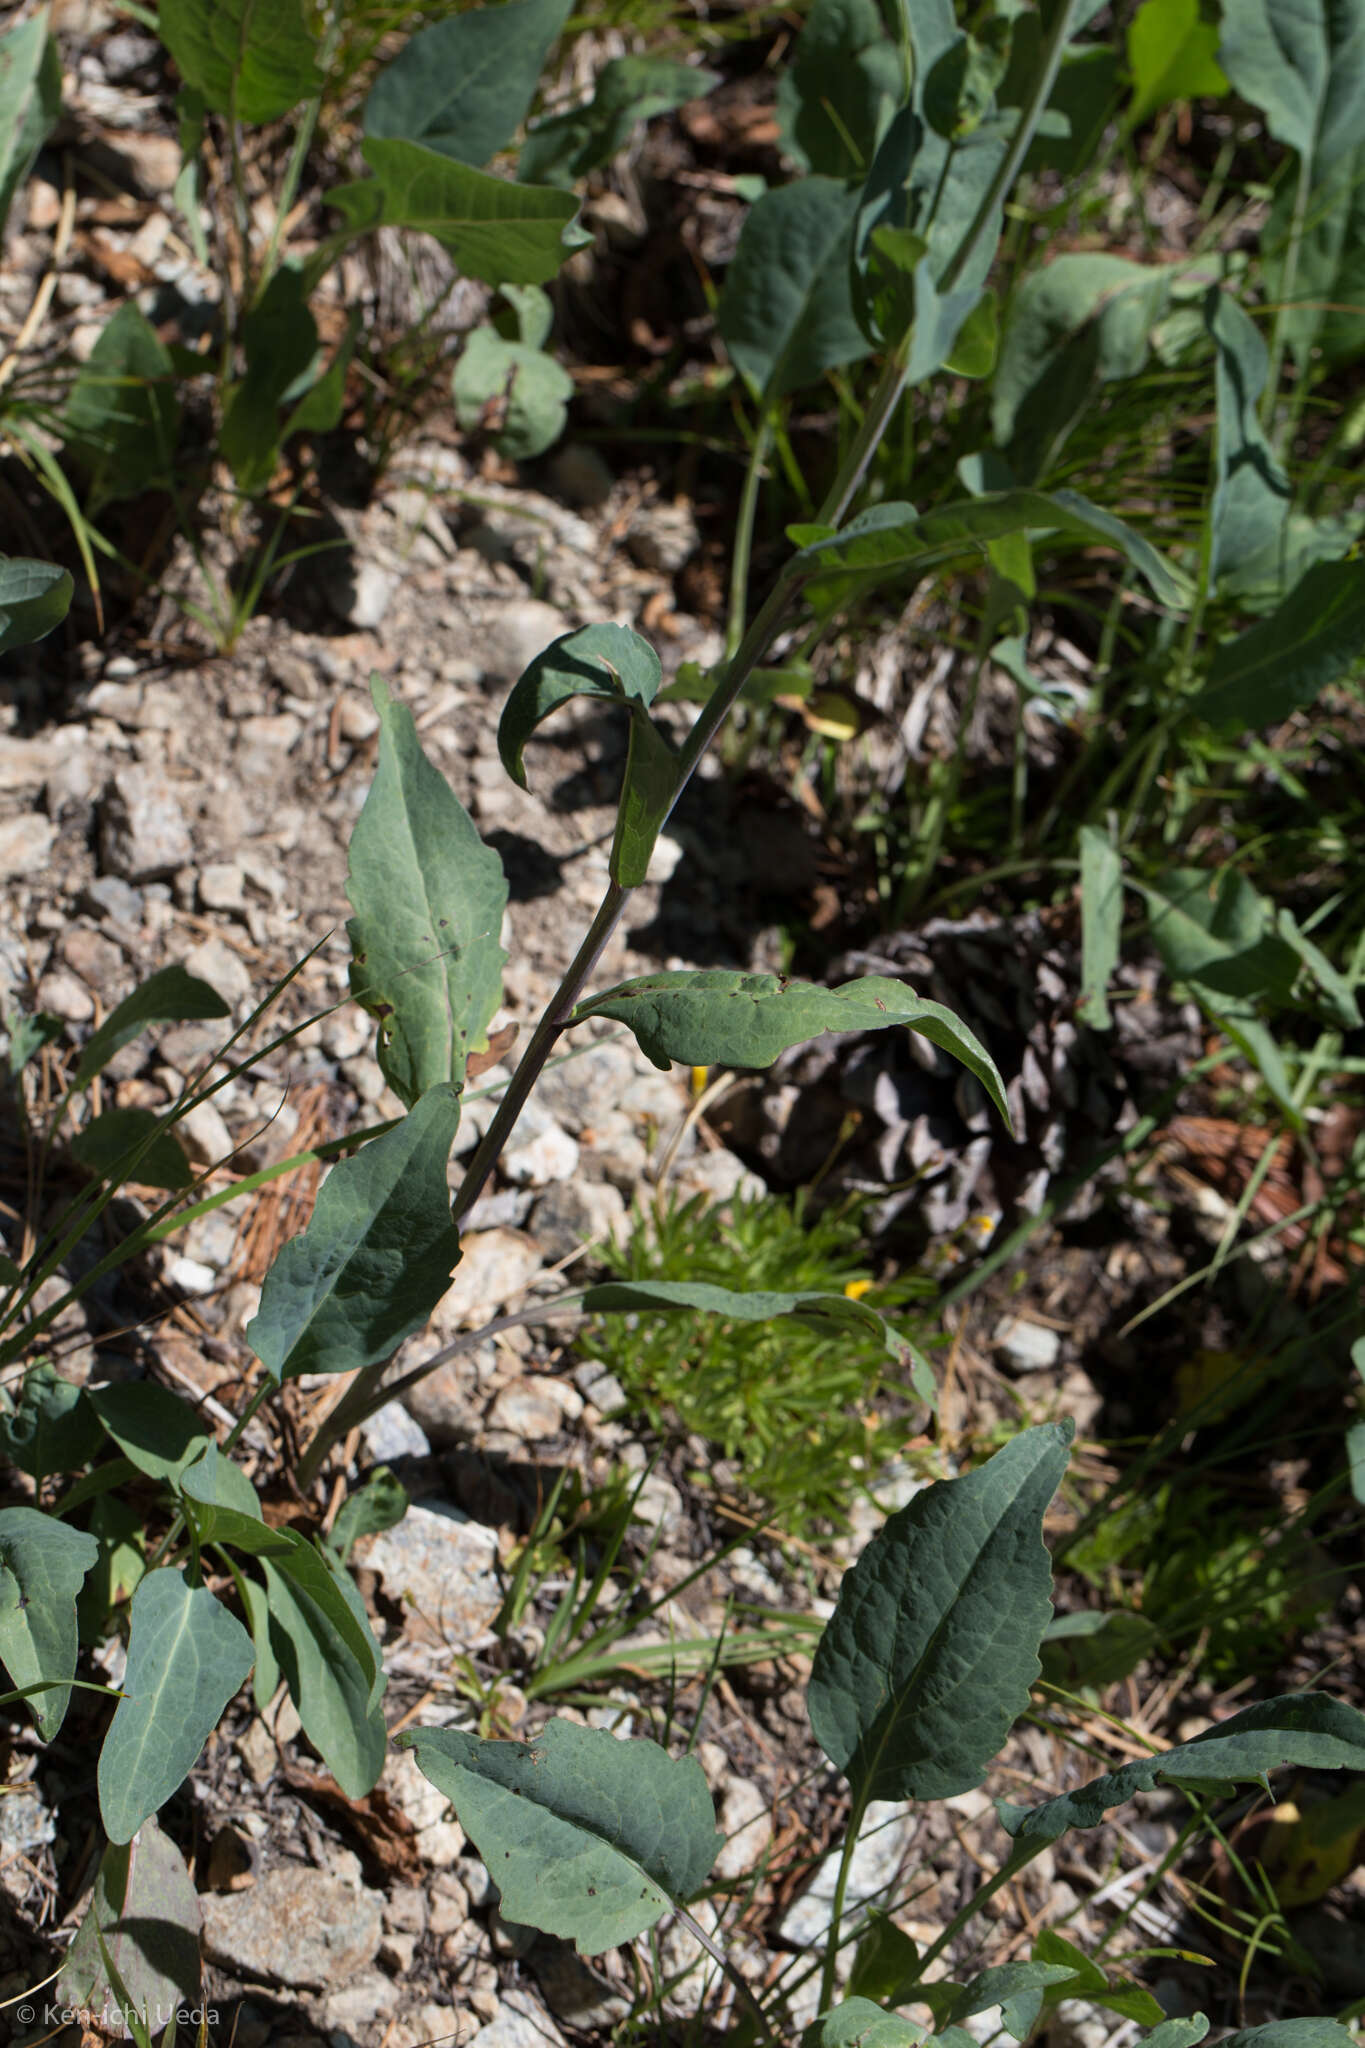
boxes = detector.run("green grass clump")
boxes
[581,1191,935,1535]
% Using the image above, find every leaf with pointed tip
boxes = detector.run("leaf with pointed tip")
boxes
[808,1423,1072,1803]
[498,625,672,888]
[180,1442,293,1557]
[0,1507,98,1740]
[75,965,230,1091]
[364,0,570,167]
[347,680,507,1105]
[247,1085,462,1380]
[159,0,321,123]
[401,1717,721,1954]
[1000,1692,1365,1847]
[1127,0,1227,127]
[331,139,582,287]
[260,1533,386,1797]
[89,1381,213,1485]
[0,14,61,241]
[1191,558,1365,731]
[803,2000,925,2048]
[717,177,872,402]
[57,1819,201,2025]
[71,1107,193,1191]
[574,969,1010,1128]
[1205,286,1290,593]
[791,489,1187,612]
[0,555,72,654]
[775,0,900,178]
[927,1963,1081,2041]
[0,1361,102,1481]
[98,1568,254,1842]
[61,301,181,508]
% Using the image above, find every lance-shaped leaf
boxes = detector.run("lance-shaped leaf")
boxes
[1205,286,1290,593]
[75,964,229,1090]
[98,1567,254,1842]
[220,264,320,495]
[57,1819,201,2028]
[0,555,72,654]
[498,625,673,888]
[246,1084,462,1381]
[61,301,181,509]
[400,1717,721,1954]
[330,139,582,287]
[364,0,570,168]
[1000,1691,1365,1848]
[808,1422,1072,1803]
[574,969,1010,1127]
[791,489,1187,611]
[582,1278,889,1341]
[0,13,61,241]
[1191,557,1365,731]
[259,1533,386,1798]
[0,1506,99,1740]
[159,0,321,124]
[348,680,506,1105]
[717,177,872,403]
[1077,825,1122,1030]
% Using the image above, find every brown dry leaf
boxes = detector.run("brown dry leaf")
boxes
[280,1763,425,1882]
[467,1021,518,1080]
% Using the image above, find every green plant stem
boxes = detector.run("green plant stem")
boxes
[817,1790,871,2014]
[673,1902,781,2048]
[914,1843,1044,1979]
[727,412,774,659]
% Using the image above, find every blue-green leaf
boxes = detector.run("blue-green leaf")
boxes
[0,1506,99,1740]
[365,0,570,168]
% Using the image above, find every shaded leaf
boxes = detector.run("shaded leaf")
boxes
[332,139,583,287]
[180,1442,292,1556]
[98,1568,254,1841]
[0,1360,103,1481]
[0,1506,98,1739]
[719,177,873,402]
[401,1716,720,1954]
[71,1107,193,1191]
[1254,1781,1365,1907]
[220,265,319,494]
[1000,1692,1365,1846]
[854,99,1009,347]
[57,1819,201,2033]
[328,1466,409,1566]
[930,1963,1080,2040]
[1205,286,1291,592]
[519,54,719,185]
[452,326,573,459]
[575,968,1010,1127]
[347,679,506,1105]
[75,965,229,1091]
[159,0,321,123]
[365,0,570,168]
[1191,558,1365,730]
[808,1423,1072,1802]
[776,0,900,178]
[1040,1608,1159,1690]
[1145,867,1299,1116]
[0,555,73,655]
[1077,825,1122,1030]
[260,1533,387,1797]
[5,1006,62,1075]
[0,13,61,241]
[803,2000,924,2048]
[61,303,182,508]
[246,1085,462,1380]
[89,1381,212,1486]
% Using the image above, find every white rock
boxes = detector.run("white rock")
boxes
[337,693,381,742]
[199,861,246,912]
[485,1376,581,1442]
[468,1992,566,2048]
[361,1399,431,1462]
[357,1502,501,1641]
[100,764,193,879]
[185,934,253,1009]
[178,1097,234,1165]
[0,813,55,880]
[432,1228,545,1332]
[530,1178,626,1259]
[480,598,566,682]
[503,1115,579,1186]
[339,561,400,629]
[165,1254,217,1295]
[778,1801,916,1948]
[993,1315,1061,1372]
[315,1970,398,2033]
[36,969,93,1022]
[714,1777,773,1882]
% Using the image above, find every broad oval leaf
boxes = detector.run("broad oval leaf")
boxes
[0,1506,99,1740]
[246,1084,462,1381]
[804,2000,925,2048]
[365,0,570,168]
[89,1380,213,1485]
[453,328,573,460]
[98,1567,254,1842]
[574,969,1010,1128]
[57,1818,201,2029]
[335,139,583,287]
[259,1533,387,1797]
[347,679,507,1105]
[75,964,229,1091]
[717,177,872,404]
[931,1963,1081,2041]
[792,488,1187,611]
[1127,0,1227,127]
[401,1716,721,1954]
[159,0,321,124]
[1191,557,1365,731]
[775,0,901,179]
[808,1422,1072,1803]
[1000,1691,1365,1847]
[0,555,72,655]
[70,1107,193,1191]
